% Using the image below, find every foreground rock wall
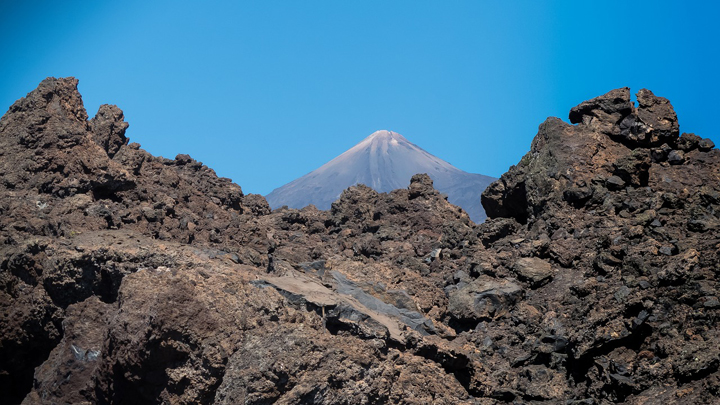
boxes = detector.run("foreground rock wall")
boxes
[1,79,718,404]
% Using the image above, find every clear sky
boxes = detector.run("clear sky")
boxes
[1,1,718,195]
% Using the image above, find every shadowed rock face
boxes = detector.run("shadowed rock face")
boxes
[1,79,719,404]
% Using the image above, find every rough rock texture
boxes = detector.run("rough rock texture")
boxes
[1,79,719,404]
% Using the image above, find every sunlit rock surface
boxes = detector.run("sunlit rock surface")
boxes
[1,79,719,404]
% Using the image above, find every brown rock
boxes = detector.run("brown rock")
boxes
[448,277,524,322]
[635,88,679,144]
[90,104,129,157]
[2,79,719,404]
[512,257,554,287]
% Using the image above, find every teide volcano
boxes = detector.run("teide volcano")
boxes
[266,130,496,222]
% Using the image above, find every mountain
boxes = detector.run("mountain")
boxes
[265,130,496,222]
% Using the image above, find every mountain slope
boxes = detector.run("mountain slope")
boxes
[266,130,496,222]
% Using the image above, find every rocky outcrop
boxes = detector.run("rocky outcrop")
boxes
[1,79,718,404]
[0,78,271,403]
[479,87,720,403]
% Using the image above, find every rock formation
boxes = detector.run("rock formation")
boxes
[1,79,718,404]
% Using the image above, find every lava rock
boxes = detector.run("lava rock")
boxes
[667,150,685,165]
[512,257,555,288]
[698,138,716,151]
[3,79,720,405]
[408,173,436,199]
[448,277,524,322]
[606,175,626,190]
[90,104,129,158]
[635,88,680,144]
[568,87,632,128]
[677,132,701,152]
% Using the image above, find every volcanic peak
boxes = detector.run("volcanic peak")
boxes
[366,129,398,139]
[265,129,496,221]
[344,130,409,155]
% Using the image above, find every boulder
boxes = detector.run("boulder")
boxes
[448,277,524,322]
[512,257,555,288]
[90,104,129,158]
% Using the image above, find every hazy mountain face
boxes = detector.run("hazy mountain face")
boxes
[266,130,496,222]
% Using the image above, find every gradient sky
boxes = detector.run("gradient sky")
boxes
[1,1,718,195]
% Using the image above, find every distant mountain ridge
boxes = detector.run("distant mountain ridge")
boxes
[265,130,496,222]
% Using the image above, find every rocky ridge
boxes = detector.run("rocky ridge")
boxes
[1,79,718,404]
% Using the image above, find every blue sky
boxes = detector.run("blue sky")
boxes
[1,1,718,195]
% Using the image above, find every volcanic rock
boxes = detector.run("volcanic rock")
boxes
[448,276,524,323]
[512,257,555,288]
[1,78,719,404]
[699,137,716,151]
